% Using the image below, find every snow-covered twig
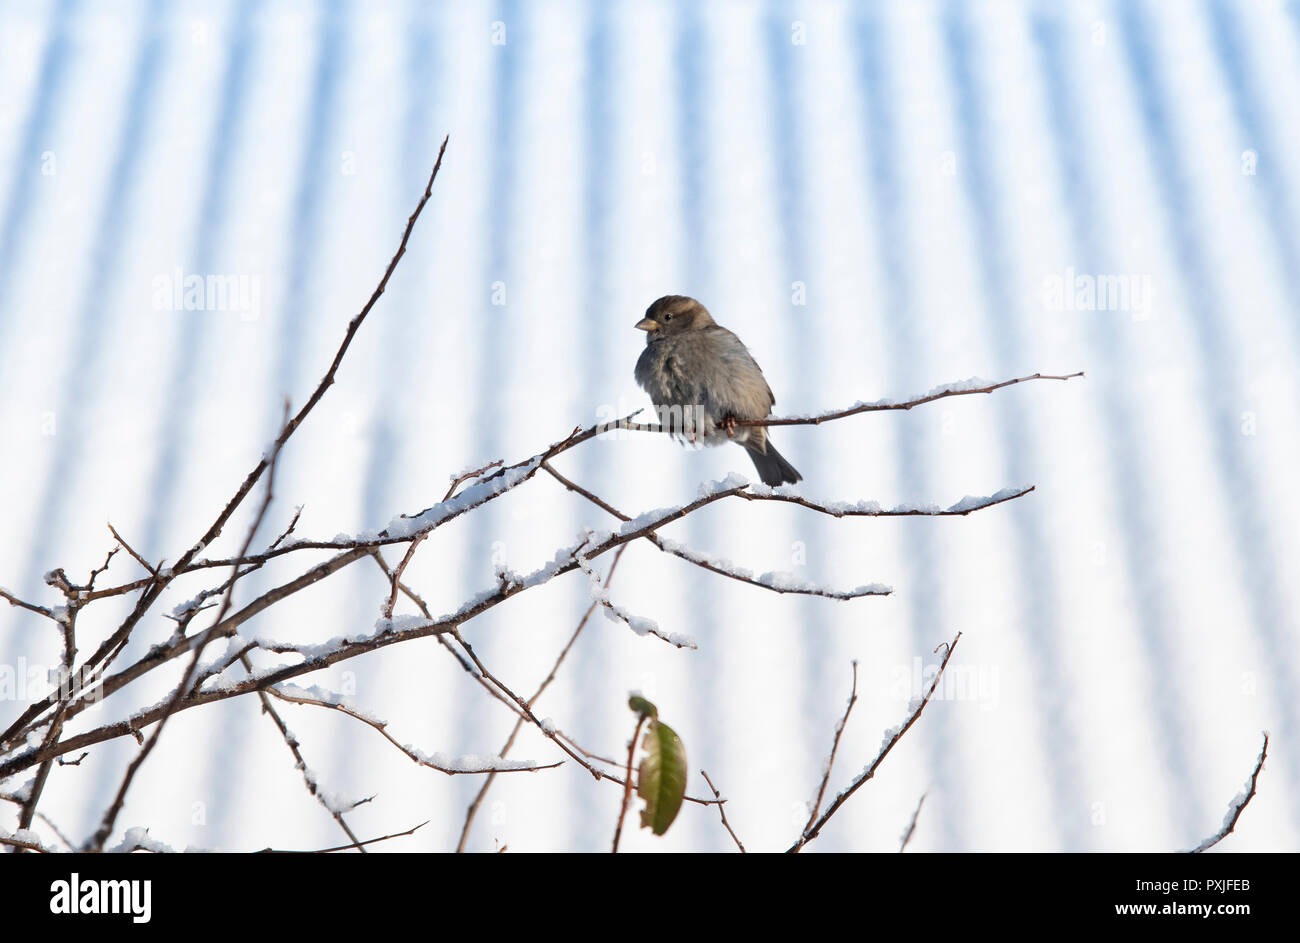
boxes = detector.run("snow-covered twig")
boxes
[1187,732,1269,853]
[737,484,1035,518]
[732,371,1084,427]
[0,827,54,853]
[574,545,696,649]
[543,461,890,600]
[267,683,563,776]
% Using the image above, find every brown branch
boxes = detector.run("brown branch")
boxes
[0,832,50,853]
[1188,732,1269,853]
[455,545,629,852]
[543,461,888,600]
[0,486,755,778]
[11,136,452,757]
[107,522,157,576]
[0,793,76,850]
[257,820,428,854]
[0,588,54,619]
[788,633,961,852]
[444,460,504,502]
[86,545,120,592]
[88,397,294,851]
[266,684,564,776]
[612,713,649,853]
[384,534,427,620]
[700,770,746,853]
[732,372,1085,427]
[244,652,367,852]
[798,661,858,847]
[736,485,1035,517]
[899,791,927,852]
[572,548,696,648]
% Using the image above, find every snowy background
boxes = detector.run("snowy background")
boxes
[2,0,1298,852]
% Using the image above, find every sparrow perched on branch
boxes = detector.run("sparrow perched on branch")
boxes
[634,295,802,487]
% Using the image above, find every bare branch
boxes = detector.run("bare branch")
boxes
[0,793,76,850]
[256,820,429,854]
[612,713,649,853]
[88,396,294,851]
[107,522,158,576]
[899,791,927,852]
[455,545,629,852]
[246,654,368,851]
[0,588,54,620]
[384,534,427,621]
[700,770,746,853]
[799,661,859,845]
[789,633,962,852]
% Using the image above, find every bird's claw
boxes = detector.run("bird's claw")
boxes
[720,415,738,438]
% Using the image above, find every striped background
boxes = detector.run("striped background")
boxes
[1,0,1297,852]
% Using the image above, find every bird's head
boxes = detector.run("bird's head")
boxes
[635,295,715,339]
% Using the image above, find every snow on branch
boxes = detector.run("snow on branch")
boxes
[267,683,563,775]
[0,134,1099,853]
[1187,732,1269,853]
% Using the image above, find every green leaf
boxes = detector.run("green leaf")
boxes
[627,695,658,719]
[636,719,687,836]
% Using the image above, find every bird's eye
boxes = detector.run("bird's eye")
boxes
[664,313,673,321]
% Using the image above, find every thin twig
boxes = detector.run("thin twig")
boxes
[544,461,890,599]
[899,791,927,852]
[789,633,961,852]
[700,770,746,853]
[266,684,564,776]
[257,820,428,854]
[1188,732,1269,853]
[455,545,629,852]
[384,534,427,620]
[0,793,76,850]
[736,485,1035,518]
[244,651,367,852]
[0,136,453,758]
[107,522,157,576]
[87,398,294,851]
[799,661,858,844]
[444,460,504,502]
[0,588,54,619]
[612,714,648,853]
[732,372,1085,427]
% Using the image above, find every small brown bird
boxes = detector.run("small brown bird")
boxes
[634,295,802,486]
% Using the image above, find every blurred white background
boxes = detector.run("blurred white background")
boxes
[1,0,1297,852]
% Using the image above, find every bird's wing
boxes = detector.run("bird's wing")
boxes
[700,326,777,417]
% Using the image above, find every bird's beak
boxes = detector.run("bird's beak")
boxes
[635,317,659,332]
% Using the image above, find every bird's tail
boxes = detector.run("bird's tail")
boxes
[744,438,802,486]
